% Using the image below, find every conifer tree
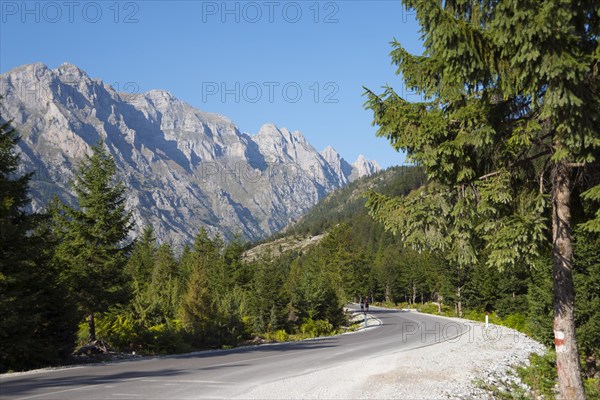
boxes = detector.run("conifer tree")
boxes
[177,244,195,298]
[250,255,289,333]
[0,119,46,369]
[55,141,132,342]
[147,243,180,323]
[0,113,76,371]
[178,229,217,342]
[179,264,211,340]
[223,235,251,287]
[0,115,36,371]
[365,2,598,397]
[573,228,600,361]
[288,248,344,328]
[126,225,157,293]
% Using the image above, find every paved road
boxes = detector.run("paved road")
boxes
[0,306,469,399]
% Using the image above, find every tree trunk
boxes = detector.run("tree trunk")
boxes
[412,281,417,305]
[385,282,392,303]
[456,286,463,318]
[88,313,96,342]
[552,163,586,400]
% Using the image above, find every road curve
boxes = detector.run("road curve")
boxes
[1,306,469,400]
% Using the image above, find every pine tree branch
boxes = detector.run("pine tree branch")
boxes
[478,149,552,181]
[478,170,502,181]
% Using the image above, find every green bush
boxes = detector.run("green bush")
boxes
[264,329,288,342]
[515,351,598,399]
[375,301,400,309]
[144,322,190,354]
[585,378,600,399]
[502,313,527,333]
[77,312,192,355]
[95,312,139,351]
[76,321,90,348]
[300,318,334,337]
[517,351,557,399]
[416,303,439,314]
[274,329,288,342]
[416,302,453,316]
[462,309,481,321]
[463,309,507,325]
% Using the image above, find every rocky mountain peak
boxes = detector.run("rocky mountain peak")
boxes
[143,89,177,103]
[56,62,88,77]
[254,123,315,165]
[13,62,50,75]
[320,146,353,185]
[0,62,381,247]
[256,122,283,137]
[320,146,341,162]
[351,154,382,180]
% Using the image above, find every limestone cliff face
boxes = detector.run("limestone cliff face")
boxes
[0,63,380,246]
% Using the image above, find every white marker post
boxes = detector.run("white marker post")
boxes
[364,312,368,329]
[485,311,489,328]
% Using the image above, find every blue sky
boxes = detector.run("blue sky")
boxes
[1,0,424,168]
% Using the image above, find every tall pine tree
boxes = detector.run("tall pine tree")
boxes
[0,111,37,371]
[0,111,77,371]
[365,1,598,398]
[55,141,132,342]
[178,229,217,344]
[126,225,157,295]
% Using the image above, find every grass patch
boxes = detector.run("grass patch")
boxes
[516,351,558,399]
[475,377,530,400]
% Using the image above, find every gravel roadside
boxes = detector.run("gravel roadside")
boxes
[237,314,546,399]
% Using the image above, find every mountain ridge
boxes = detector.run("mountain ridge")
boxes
[0,62,381,246]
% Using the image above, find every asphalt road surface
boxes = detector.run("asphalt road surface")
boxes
[1,306,469,400]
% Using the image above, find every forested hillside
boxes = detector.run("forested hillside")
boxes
[280,166,427,238]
